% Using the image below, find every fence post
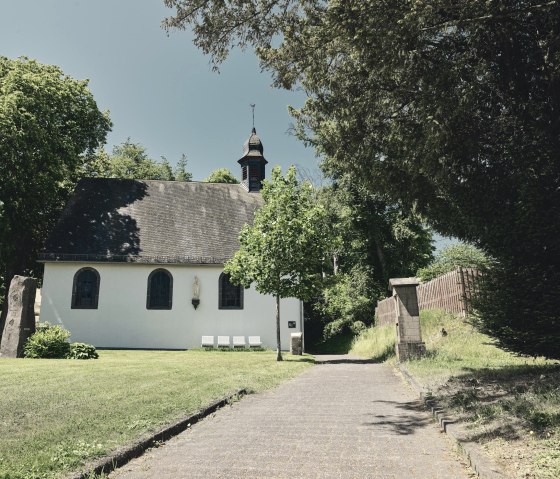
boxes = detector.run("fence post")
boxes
[389,277,426,361]
[458,267,468,317]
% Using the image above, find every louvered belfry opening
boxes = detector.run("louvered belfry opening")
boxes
[238,127,268,192]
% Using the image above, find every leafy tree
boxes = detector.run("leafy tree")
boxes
[85,140,192,181]
[164,0,560,358]
[472,260,559,359]
[0,57,111,329]
[174,153,193,182]
[204,168,239,184]
[225,166,334,360]
[417,243,493,282]
[308,179,433,347]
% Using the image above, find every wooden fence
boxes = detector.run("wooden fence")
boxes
[375,295,396,327]
[375,268,481,326]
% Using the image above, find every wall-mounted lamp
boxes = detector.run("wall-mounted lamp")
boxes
[192,276,200,309]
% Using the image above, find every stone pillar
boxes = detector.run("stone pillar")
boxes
[389,278,426,361]
[290,332,303,355]
[0,276,37,358]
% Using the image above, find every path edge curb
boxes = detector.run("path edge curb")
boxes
[65,388,249,479]
[397,364,508,479]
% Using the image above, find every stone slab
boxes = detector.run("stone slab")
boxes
[388,277,419,289]
[0,276,37,358]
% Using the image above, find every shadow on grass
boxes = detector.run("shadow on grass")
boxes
[434,362,560,438]
[367,344,396,363]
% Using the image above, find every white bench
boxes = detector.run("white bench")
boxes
[217,336,231,349]
[248,336,262,348]
[232,336,246,348]
[201,336,214,348]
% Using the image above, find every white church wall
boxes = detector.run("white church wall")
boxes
[40,262,303,350]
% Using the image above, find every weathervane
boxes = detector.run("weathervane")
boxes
[250,103,256,128]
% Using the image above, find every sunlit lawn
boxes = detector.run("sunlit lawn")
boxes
[0,350,312,479]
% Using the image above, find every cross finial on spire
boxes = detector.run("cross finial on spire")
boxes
[250,103,256,129]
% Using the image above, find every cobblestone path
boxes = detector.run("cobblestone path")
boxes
[110,356,471,479]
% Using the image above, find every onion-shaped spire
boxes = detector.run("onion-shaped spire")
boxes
[242,127,264,157]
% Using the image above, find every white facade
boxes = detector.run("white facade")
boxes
[40,262,303,350]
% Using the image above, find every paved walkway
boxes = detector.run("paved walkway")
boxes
[110,356,471,479]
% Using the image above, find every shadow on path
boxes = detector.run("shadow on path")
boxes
[314,355,376,365]
[361,399,433,435]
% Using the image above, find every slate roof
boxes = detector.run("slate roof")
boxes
[40,178,263,264]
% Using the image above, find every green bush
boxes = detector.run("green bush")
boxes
[67,342,98,360]
[23,324,71,359]
[323,318,350,340]
[23,323,98,360]
[350,320,366,335]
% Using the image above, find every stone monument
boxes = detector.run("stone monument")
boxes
[290,332,303,355]
[389,277,426,361]
[0,276,37,358]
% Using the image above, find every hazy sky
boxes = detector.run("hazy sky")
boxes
[1,0,317,181]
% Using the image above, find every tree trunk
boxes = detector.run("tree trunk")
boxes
[276,294,283,361]
[333,253,339,275]
[375,240,388,283]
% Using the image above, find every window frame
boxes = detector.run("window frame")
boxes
[146,268,173,310]
[218,272,244,310]
[71,267,100,309]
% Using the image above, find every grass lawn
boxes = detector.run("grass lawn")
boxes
[351,309,560,479]
[0,350,312,479]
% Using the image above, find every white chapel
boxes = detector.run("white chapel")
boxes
[38,129,303,350]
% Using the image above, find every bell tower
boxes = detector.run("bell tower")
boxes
[238,127,267,192]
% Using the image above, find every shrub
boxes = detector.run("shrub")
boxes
[350,320,366,335]
[67,342,99,360]
[323,318,350,340]
[24,324,71,359]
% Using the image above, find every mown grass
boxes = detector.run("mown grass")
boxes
[0,350,312,479]
[350,310,560,479]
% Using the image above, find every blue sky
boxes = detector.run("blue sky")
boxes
[1,0,317,181]
[1,0,455,249]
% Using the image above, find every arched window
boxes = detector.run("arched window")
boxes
[71,267,100,309]
[147,269,173,310]
[219,272,243,310]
